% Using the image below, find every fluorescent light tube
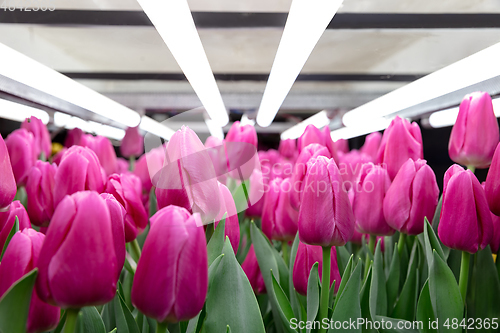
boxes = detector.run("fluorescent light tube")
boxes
[330,117,393,141]
[280,110,330,140]
[428,97,500,128]
[0,43,141,128]
[137,0,229,127]
[139,116,176,141]
[342,41,500,127]
[54,112,125,140]
[240,114,256,127]
[0,99,49,124]
[256,0,343,127]
[204,118,224,140]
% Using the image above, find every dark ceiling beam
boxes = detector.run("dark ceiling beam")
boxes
[1,11,500,29]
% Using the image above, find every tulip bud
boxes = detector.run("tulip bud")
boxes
[438,165,493,253]
[0,229,60,333]
[105,173,148,242]
[51,147,67,166]
[259,149,282,181]
[321,126,339,163]
[5,129,37,185]
[377,116,423,180]
[360,132,382,161]
[0,201,31,251]
[293,242,341,295]
[449,92,499,168]
[0,134,16,209]
[116,157,130,174]
[81,134,118,176]
[383,159,439,235]
[297,125,324,154]
[100,193,126,278]
[132,206,207,323]
[298,156,354,247]
[120,126,144,158]
[64,128,83,147]
[278,138,297,160]
[338,150,372,188]
[246,168,266,218]
[214,182,240,253]
[241,245,266,294]
[21,116,51,159]
[134,145,166,192]
[488,212,500,254]
[225,121,258,180]
[352,163,393,236]
[334,139,349,154]
[262,178,298,242]
[289,143,331,211]
[155,127,220,224]
[485,143,500,216]
[25,161,57,227]
[205,136,228,184]
[36,191,120,307]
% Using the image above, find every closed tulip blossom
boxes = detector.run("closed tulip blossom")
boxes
[225,121,258,180]
[81,134,117,176]
[51,147,67,166]
[105,173,149,242]
[214,182,240,253]
[352,163,393,236]
[383,159,439,235]
[377,116,423,180]
[120,126,144,158]
[0,134,16,209]
[100,193,126,278]
[134,145,166,192]
[0,229,60,333]
[64,128,83,147]
[25,161,57,227]
[0,200,31,251]
[360,132,382,161]
[278,138,297,160]
[246,168,266,218]
[485,143,500,216]
[21,116,51,159]
[54,146,105,206]
[293,242,341,295]
[155,127,220,224]
[262,178,298,242]
[242,245,266,294]
[205,136,228,184]
[132,206,207,323]
[334,139,349,154]
[5,128,37,185]
[36,191,121,308]
[116,157,130,174]
[449,92,499,169]
[321,126,339,163]
[298,156,354,247]
[488,211,500,254]
[297,125,324,154]
[338,150,372,188]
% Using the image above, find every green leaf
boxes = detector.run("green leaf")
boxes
[332,254,353,312]
[272,248,290,299]
[289,233,302,321]
[328,260,362,333]
[204,237,266,333]
[386,245,400,313]
[336,245,351,276]
[75,307,106,333]
[306,262,320,332]
[0,269,37,333]
[101,298,116,332]
[369,240,387,318]
[384,236,394,278]
[416,280,437,333]
[391,242,419,321]
[149,187,157,218]
[423,218,445,269]
[186,311,202,333]
[373,316,420,333]
[431,195,442,235]
[271,272,297,332]
[206,214,226,266]
[0,216,19,260]
[226,325,231,333]
[429,250,462,333]
[360,267,377,333]
[114,292,140,333]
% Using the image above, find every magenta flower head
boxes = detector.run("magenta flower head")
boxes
[246,168,266,218]
[383,158,439,235]
[321,126,339,163]
[21,116,51,159]
[262,178,298,242]
[360,132,382,161]
[242,245,266,294]
[485,143,500,216]
[100,193,126,279]
[0,134,16,209]
[338,150,372,188]
[64,128,83,148]
[488,210,500,254]
[5,128,37,185]
[352,163,393,236]
[36,191,121,308]
[155,127,220,225]
[377,116,423,180]
[334,139,349,154]
[279,138,297,160]
[120,126,144,158]
[134,145,166,192]
[0,201,31,252]
[51,147,67,166]
[289,143,331,211]
[205,136,228,184]
[225,121,258,180]
[54,146,105,207]
[116,158,130,174]
[105,173,148,242]
[438,164,493,253]
[293,242,340,295]
[449,92,499,168]
[214,182,240,253]
[0,229,60,333]
[132,206,207,323]
[82,134,117,176]
[25,161,58,227]
[298,156,354,247]
[297,125,324,154]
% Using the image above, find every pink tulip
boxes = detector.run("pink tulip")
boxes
[293,242,341,295]
[449,92,499,168]
[21,116,51,159]
[225,121,258,180]
[246,168,266,218]
[226,121,258,147]
[242,245,266,294]
[485,143,500,216]
[134,145,166,192]
[132,206,207,323]
[352,163,394,236]
[54,146,105,207]
[51,147,67,166]
[0,134,16,210]
[120,126,144,158]
[438,165,493,253]
[338,150,372,188]
[5,129,37,185]
[262,178,298,242]
[488,211,500,254]
[36,191,121,307]
[81,134,117,176]
[155,127,220,224]
[321,126,339,163]
[0,201,31,251]
[298,156,354,247]
[278,138,297,160]
[205,136,228,184]
[260,149,283,181]
[64,128,83,147]
[25,161,57,227]
[0,229,60,333]
[297,125,323,153]
[334,139,349,154]
[214,182,240,253]
[360,132,382,161]
[100,193,126,279]
[116,157,130,174]
[383,159,439,235]
[377,116,423,180]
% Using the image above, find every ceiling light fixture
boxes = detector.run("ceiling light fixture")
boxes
[280,110,330,140]
[139,116,176,141]
[0,98,49,124]
[330,117,393,141]
[54,112,125,140]
[428,97,500,128]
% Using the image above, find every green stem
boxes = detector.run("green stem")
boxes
[397,233,407,257]
[156,321,168,333]
[467,165,476,174]
[63,308,80,333]
[130,239,142,262]
[282,242,289,267]
[368,235,376,254]
[129,155,136,172]
[318,246,331,333]
[459,251,471,304]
